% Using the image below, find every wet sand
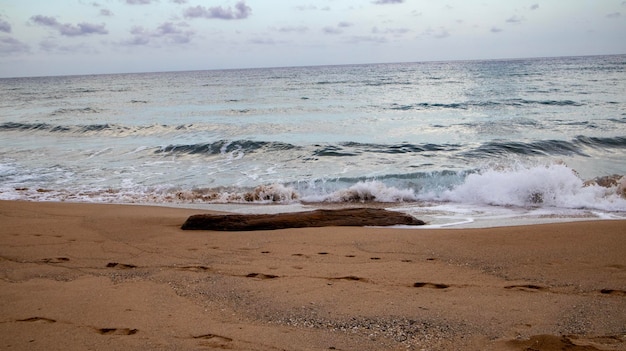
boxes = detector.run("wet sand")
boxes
[1,200,625,350]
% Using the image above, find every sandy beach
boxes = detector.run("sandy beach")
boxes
[1,200,625,350]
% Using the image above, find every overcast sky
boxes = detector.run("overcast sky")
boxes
[1,0,625,77]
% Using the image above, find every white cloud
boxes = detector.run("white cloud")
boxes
[322,26,343,35]
[123,22,195,46]
[0,36,30,54]
[506,15,524,24]
[184,1,251,20]
[126,0,154,4]
[0,18,11,33]
[275,26,309,33]
[30,15,108,36]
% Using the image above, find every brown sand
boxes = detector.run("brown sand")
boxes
[0,200,625,350]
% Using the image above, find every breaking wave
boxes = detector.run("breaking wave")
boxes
[439,164,626,210]
[3,164,624,212]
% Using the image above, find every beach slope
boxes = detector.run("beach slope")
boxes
[1,200,625,350]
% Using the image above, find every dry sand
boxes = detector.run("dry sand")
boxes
[1,200,625,350]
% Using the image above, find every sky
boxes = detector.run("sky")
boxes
[0,0,625,77]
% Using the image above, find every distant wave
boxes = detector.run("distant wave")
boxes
[574,135,626,148]
[155,140,300,155]
[389,99,584,110]
[2,122,623,160]
[0,122,194,136]
[463,136,626,158]
[312,142,460,157]
[51,107,101,115]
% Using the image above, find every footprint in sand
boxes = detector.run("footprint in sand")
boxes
[193,333,233,342]
[193,333,233,348]
[413,282,450,289]
[329,276,368,282]
[40,257,70,264]
[245,273,279,279]
[600,288,626,296]
[504,284,547,292]
[106,262,137,269]
[17,317,56,323]
[95,328,138,335]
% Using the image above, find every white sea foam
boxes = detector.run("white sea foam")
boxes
[301,180,418,203]
[439,164,626,211]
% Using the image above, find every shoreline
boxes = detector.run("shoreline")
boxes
[1,200,625,350]
[94,199,626,229]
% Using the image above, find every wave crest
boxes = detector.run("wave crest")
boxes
[174,184,299,203]
[441,164,626,210]
[310,181,418,203]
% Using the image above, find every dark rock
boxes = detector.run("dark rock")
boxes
[181,208,425,231]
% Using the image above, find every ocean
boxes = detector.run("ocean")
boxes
[1,55,625,227]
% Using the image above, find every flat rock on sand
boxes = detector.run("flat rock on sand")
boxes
[181,208,425,231]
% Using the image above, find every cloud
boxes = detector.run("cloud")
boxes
[294,5,330,11]
[373,0,404,4]
[79,1,102,7]
[126,0,154,4]
[347,35,387,44]
[606,12,621,19]
[275,25,309,33]
[30,15,57,27]
[171,0,188,3]
[0,36,30,55]
[323,26,343,35]
[490,27,503,33]
[100,9,113,16]
[184,1,251,20]
[372,26,410,35]
[30,15,108,36]
[249,38,277,45]
[0,18,11,33]
[530,4,539,10]
[423,27,450,39]
[123,22,195,45]
[506,15,524,23]
[322,22,353,35]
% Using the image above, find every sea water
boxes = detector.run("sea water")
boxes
[1,55,625,227]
